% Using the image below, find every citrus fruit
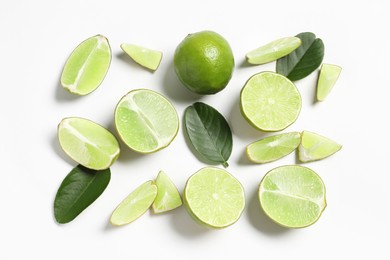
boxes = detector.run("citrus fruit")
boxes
[299,131,342,162]
[240,71,302,132]
[259,165,327,228]
[174,30,234,94]
[120,43,162,71]
[152,171,182,213]
[316,64,342,101]
[57,117,120,170]
[184,167,245,228]
[114,89,179,153]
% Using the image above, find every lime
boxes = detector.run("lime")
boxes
[240,71,302,132]
[152,171,182,213]
[110,180,157,226]
[316,64,342,101]
[246,132,301,163]
[259,165,326,228]
[174,30,234,94]
[184,167,245,228]
[299,131,342,162]
[61,35,111,95]
[114,89,179,153]
[57,117,120,170]
[246,37,302,65]
[120,43,162,71]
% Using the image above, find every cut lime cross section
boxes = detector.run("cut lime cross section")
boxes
[57,117,120,170]
[184,167,245,229]
[115,89,179,153]
[152,171,182,213]
[259,165,326,228]
[110,180,157,226]
[121,43,162,71]
[246,37,302,65]
[299,131,342,162]
[317,64,342,101]
[61,35,111,95]
[240,72,302,132]
[246,132,301,163]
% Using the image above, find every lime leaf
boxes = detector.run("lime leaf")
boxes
[316,64,342,101]
[184,102,233,167]
[121,43,162,71]
[152,171,182,213]
[276,32,324,81]
[54,165,111,224]
[299,131,342,162]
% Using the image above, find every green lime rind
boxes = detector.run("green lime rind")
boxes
[299,131,342,162]
[110,180,157,226]
[121,43,163,71]
[246,132,301,163]
[259,165,327,228]
[61,35,111,95]
[57,117,120,170]
[246,37,302,65]
[316,64,342,101]
[152,171,182,214]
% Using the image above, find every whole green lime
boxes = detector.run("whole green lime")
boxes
[174,31,234,95]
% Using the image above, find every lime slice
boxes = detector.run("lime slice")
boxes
[246,132,301,163]
[184,167,245,228]
[246,37,302,65]
[240,72,302,132]
[299,131,342,162]
[58,117,120,170]
[61,35,111,95]
[110,180,157,226]
[121,43,162,71]
[152,171,182,213]
[316,64,342,101]
[259,165,326,228]
[114,89,179,153]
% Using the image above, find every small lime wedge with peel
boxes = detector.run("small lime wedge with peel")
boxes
[246,37,302,65]
[246,132,301,163]
[121,43,162,71]
[184,167,245,229]
[240,72,302,132]
[110,180,157,226]
[259,165,326,228]
[58,117,120,170]
[114,89,179,153]
[299,131,342,162]
[316,64,342,101]
[61,35,111,95]
[152,171,182,213]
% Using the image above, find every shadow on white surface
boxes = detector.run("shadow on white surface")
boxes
[51,132,77,167]
[169,206,209,238]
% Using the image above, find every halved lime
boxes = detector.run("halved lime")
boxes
[61,35,111,95]
[259,165,326,228]
[184,167,245,228]
[299,131,342,162]
[57,117,120,170]
[246,132,301,163]
[121,43,162,71]
[246,37,302,65]
[317,64,342,101]
[240,72,302,132]
[152,171,182,213]
[114,89,179,153]
[110,180,157,226]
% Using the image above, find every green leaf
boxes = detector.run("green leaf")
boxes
[54,165,111,224]
[184,102,232,167]
[276,32,324,81]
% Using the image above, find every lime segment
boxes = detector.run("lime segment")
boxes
[317,64,342,101]
[299,131,342,162]
[259,165,326,228]
[57,117,120,170]
[152,171,182,213]
[121,43,162,71]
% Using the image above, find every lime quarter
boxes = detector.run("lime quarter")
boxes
[316,64,342,101]
[152,171,182,213]
[299,131,342,162]
[121,43,162,71]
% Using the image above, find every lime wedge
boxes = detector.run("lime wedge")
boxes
[299,131,342,162]
[259,165,326,228]
[61,35,111,95]
[184,167,245,229]
[58,117,120,170]
[246,132,301,163]
[152,171,182,213]
[121,43,163,71]
[114,89,179,153]
[110,180,157,226]
[316,64,342,101]
[240,72,302,132]
[246,37,302,65]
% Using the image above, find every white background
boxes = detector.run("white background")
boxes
[1,0,389,259]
